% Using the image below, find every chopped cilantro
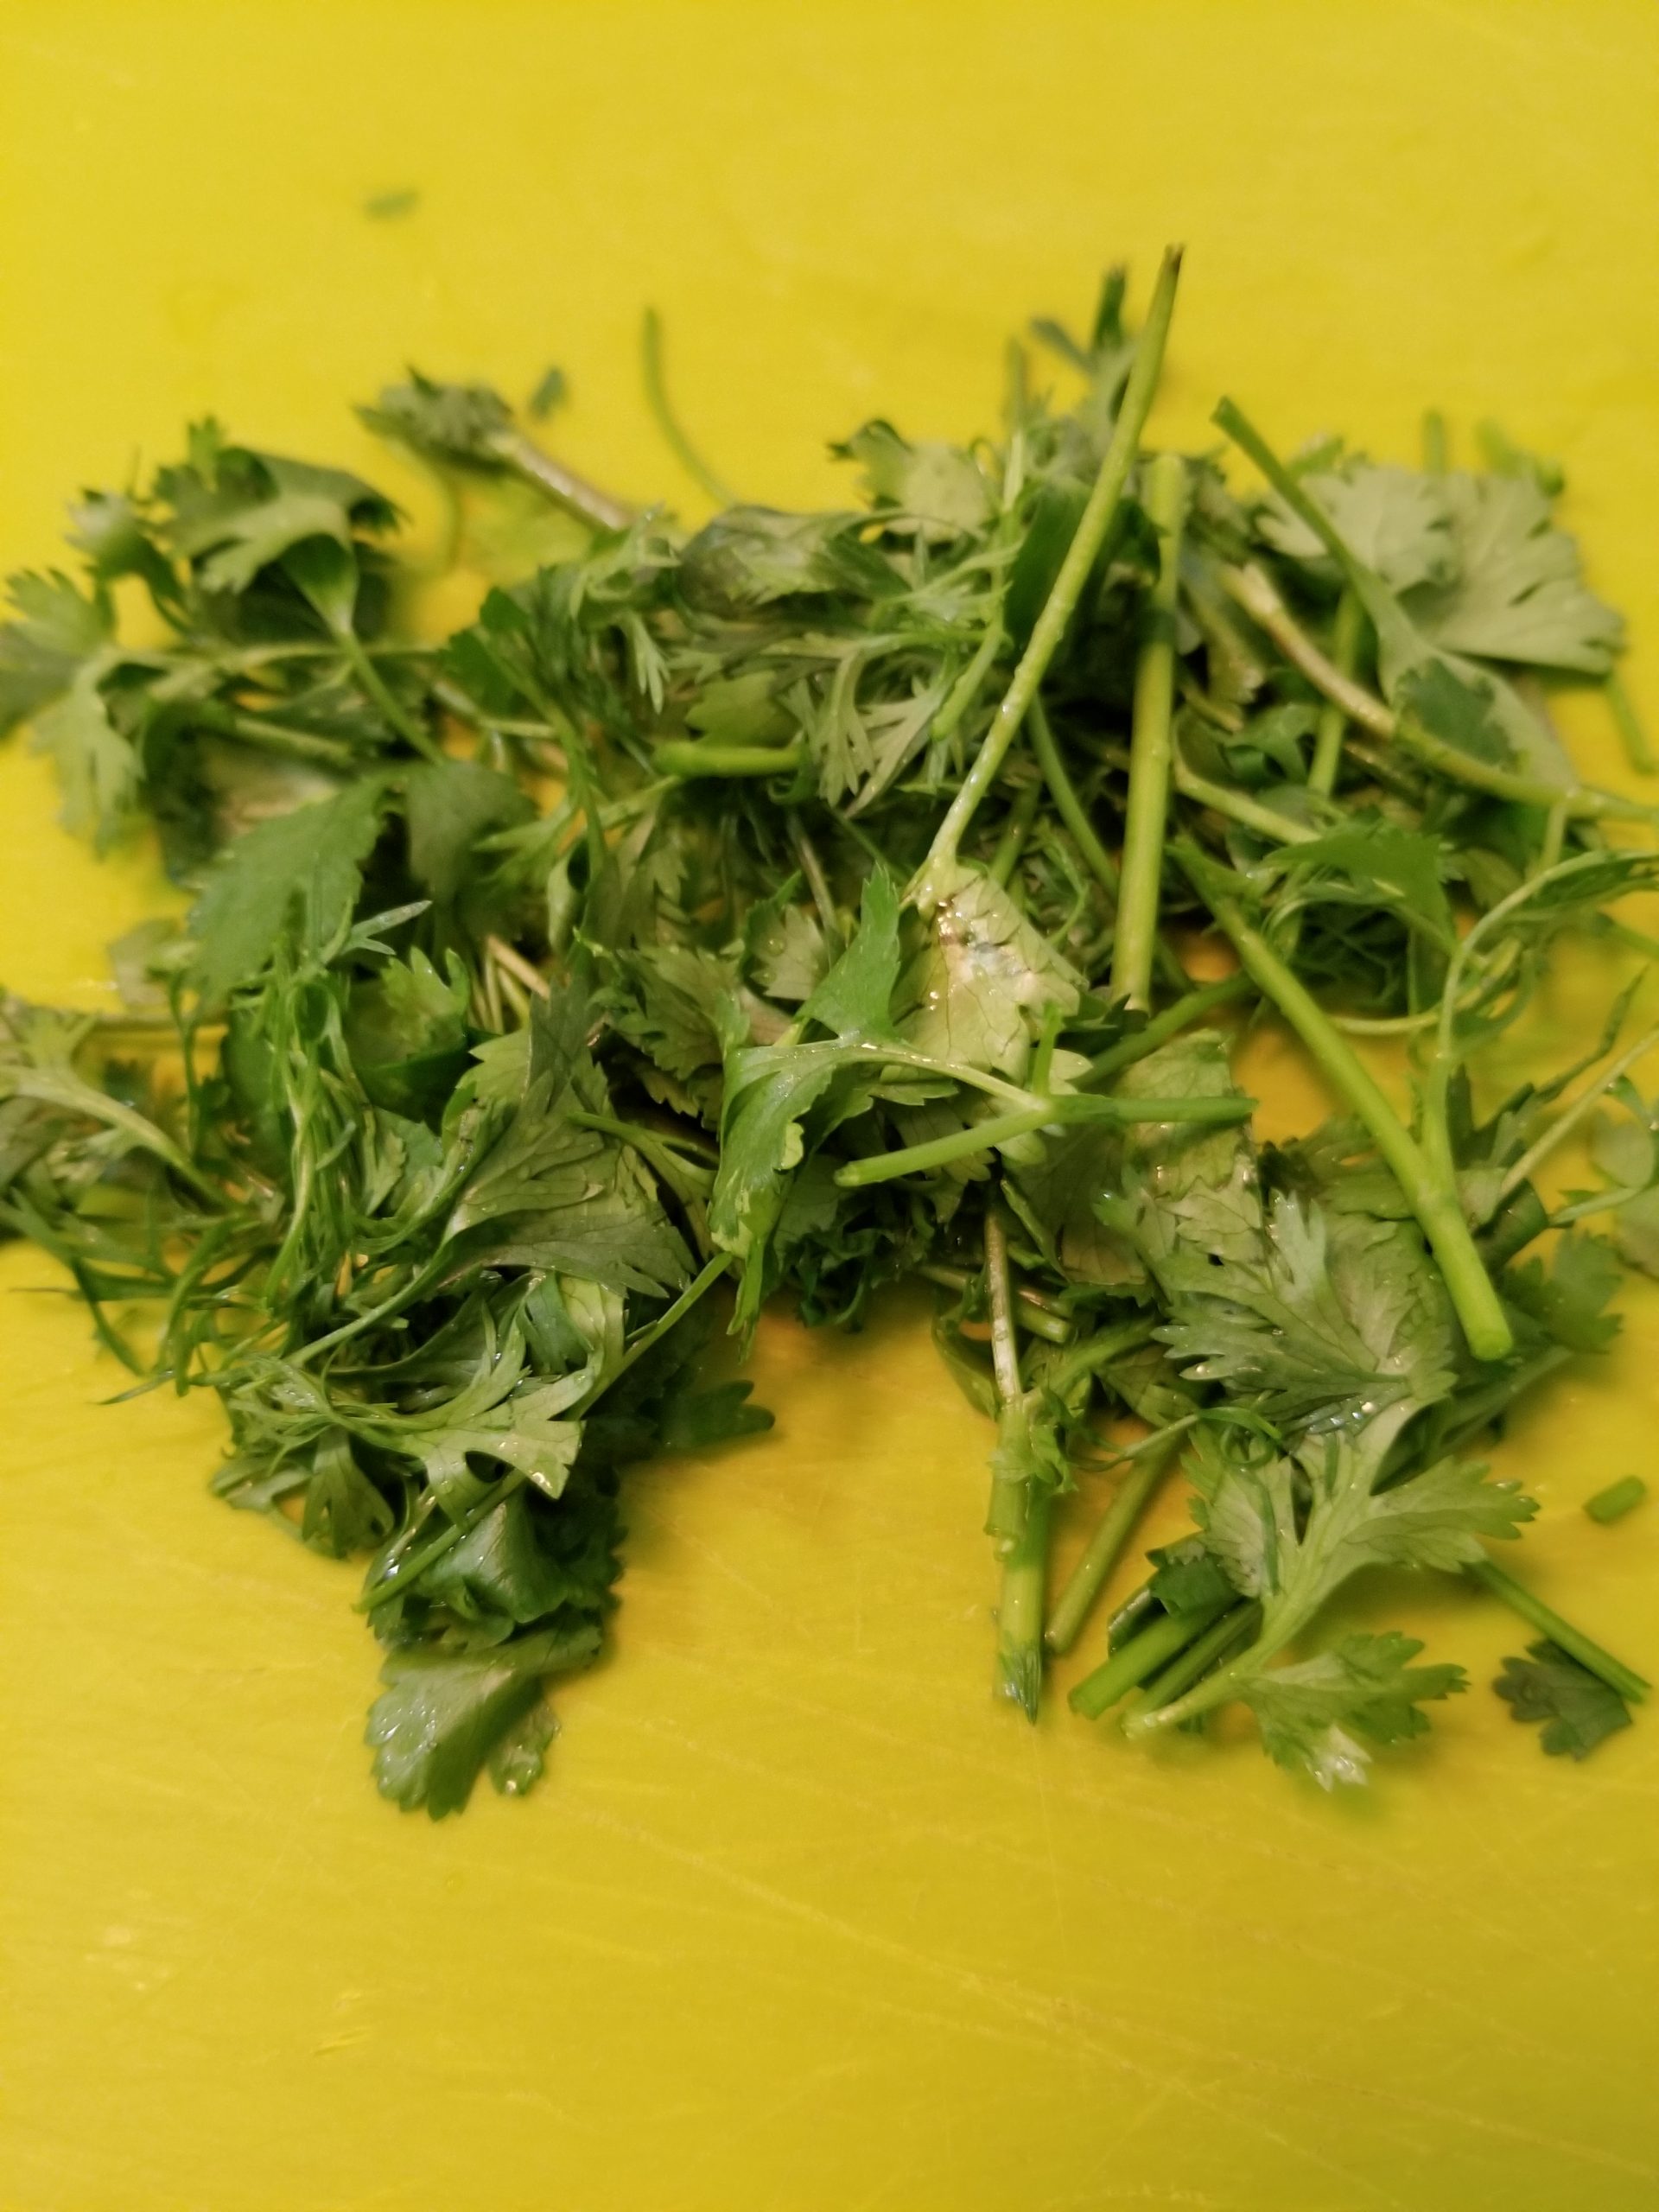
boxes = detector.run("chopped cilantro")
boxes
[1,251,1653,1810]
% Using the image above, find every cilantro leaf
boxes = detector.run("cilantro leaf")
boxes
[1406,473,1623,674]
[899,862,1081,1077]
[187,779,391,1007]
[1259,462,1453,594]
[0,569,111,734]
[367,1623,600,1817]
[1494,1640,1633,1759]
[1243,1630,1466,1789]
[834,420,993,535]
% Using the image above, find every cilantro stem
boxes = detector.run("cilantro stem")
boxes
[988,776,1042,886]
[984,1210,1023,1404]
[1585,1475,1647,1525]
[1045,1426,1190,1656]
[1421,410,1449,474]
[996,1484,1052,1719]
[486,426,632,533]
[1467,1557,1649,1702]
[640,308,737,507]
[1496,1019,1659,1205]
[602,1253,735,1397]
[485,934,552,1001]
[1039,1314,1160,1399]
[1173,753,1322,844]
[1123,1599,1260,1718]
[1069,1596,1230,1720]
[335,632,447,764]
[1080,971,1254,1087]
[911,245,1184,908]
[1178,845,1515,1362]
[1308,589,1363,798]
[983,1211,1030,1551]
[786,812,843,955]
[657,740,808,779]
[1113,454,1189,1009]
[1219,562,1392,740]
[915,1262,1075,1344]
[932,621,1007,747]
[1215,436,1659,826]
[1605,670,1656,777]
[1027,696,1119,896]
[191,700,359,764]
[833,1091,1253,1189]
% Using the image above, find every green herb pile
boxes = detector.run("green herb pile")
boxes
[3,248,1654,1813]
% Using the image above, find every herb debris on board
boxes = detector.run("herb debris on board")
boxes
[1,248,1654,1815]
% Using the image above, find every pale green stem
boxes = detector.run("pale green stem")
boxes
[914,1262,1075,1344]
[996,1485,1052,1719]
[1308,588,1363,797]
[932,621,1007,747]
[1183,854,1513,1361]
[484,425,633,533]
[1027,695,1120,895]
[1173,753,1321,843]
[911,246,1184,908]
[1606,670,1656,776]
[1044,1427,1192,1656]
[1069,1597,1230,1720]
[641,307,737,506]
[1080,972,1255,1087]
[833,1092,1252,1190]
[1112,453,1190,1008]
[1497,1020,1659,1204]
[1467,1558,1649,1702]
[658,740,808,779]
[988,777,1042,886]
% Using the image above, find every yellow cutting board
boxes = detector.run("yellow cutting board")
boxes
[3,5,1658,2207]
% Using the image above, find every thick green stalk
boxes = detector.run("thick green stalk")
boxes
[658,740,808,779]
[1468,1558,1649,1702]
[1308,589,1363,797]
[1069,1597,1230,1720]
[1045,1429,1188,1656]
[1179,849,1514,1361]
[996,1484,1052,1719]
[1123,1601,1260,1718]
[911,245,1184,909]
[1112,454,1189,1007]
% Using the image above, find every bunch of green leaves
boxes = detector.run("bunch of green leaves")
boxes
[2,256,1654,1810]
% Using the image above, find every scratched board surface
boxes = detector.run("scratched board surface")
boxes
[2,5,1658,2208]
